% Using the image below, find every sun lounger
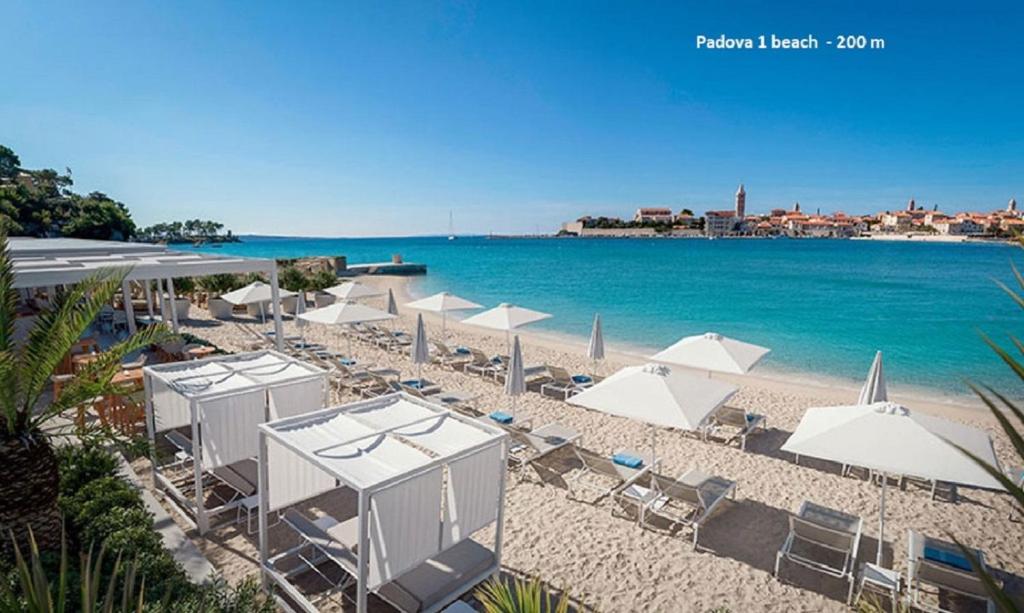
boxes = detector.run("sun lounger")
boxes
[567,447,655,502]
[281,510,359,593]
[775,500,863,604]
[376,538,497,613]
[463,349,499,377]
[432,342,472,370]
[906,530,996,613]
[704,405,766,451]
[539,365,594,400]
[359,374,404,398]
[618,468,736,548]
[506,423,581,482]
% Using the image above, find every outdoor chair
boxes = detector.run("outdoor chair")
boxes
[506,422,581,483]
[704,405,766,451]
[539,365,594,400]
[906,529,996,613]
[566,447,655,503]
[775,500,863,604]
[618,468,737,549]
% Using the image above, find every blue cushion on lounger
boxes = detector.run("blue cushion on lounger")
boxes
[488,411,514,425]
[924,545,974,572]
[402,379,424,389]
[612,453,643,469]
[745,414,757,422]
[571,374,592,385]
[455,346,471,355]
[340,358,356,366]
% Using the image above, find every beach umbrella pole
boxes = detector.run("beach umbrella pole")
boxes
[650,426,657,466]
[877,474,886,565]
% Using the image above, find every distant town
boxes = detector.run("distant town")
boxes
[558,185,1022,241]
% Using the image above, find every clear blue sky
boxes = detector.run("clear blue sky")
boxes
[3,1,1022,236]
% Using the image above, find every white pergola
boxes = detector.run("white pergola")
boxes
[258,392,509,613]
[144,350,329,533]
[7,237,287,347]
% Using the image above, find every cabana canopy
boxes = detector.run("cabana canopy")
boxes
[258,393,509,613]
[8,237,286,345]
[144,350,328,533]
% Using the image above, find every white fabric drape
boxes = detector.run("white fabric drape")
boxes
[368,468,443,588]
[266,437,335,512]
[151,378,191,431]
[268,379,324,421]
[199,390,265,469]
[442,444,503,548]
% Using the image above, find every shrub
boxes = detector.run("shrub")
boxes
[308,269,337,292]
[57,445,120,498]
[279,266,308,292]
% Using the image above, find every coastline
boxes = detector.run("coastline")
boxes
[398,274,992,421]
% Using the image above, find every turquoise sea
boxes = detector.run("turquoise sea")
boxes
[196,236,1024,401]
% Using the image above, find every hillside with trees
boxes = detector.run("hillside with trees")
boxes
[136,219,240,244]
[0,144,136,240]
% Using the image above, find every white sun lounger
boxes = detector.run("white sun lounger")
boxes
[703,405,766,451]
[906,529,996,613]
[618,468,737,549]
[506,423,580,482]
[775,500,863,604]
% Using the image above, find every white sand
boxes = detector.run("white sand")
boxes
[146,275,1022,612]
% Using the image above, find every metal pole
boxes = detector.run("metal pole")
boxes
[167,278,180,333]
[877,474,886,565]
[268,267,284,351]
[493,440,508,579]
[122,280,137,334]
[144,280,154,319]
[258,430,270,590]
[191,398,208,534]
[356,490,369,613]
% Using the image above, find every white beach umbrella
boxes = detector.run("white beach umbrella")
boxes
[404,291,483,339]
[299,301,396,356]
[410,314,430,381]
[587,313,605,372]
[386,288,399,331]
[295,292,307,343]
[652,332,770,376]
[781,401,1003,564]
[504,335,526,416]
[221,281,297,324]
[461,303,552,354]
[857,351,887,405]
[325,281,383,301]
[568,363,738,462]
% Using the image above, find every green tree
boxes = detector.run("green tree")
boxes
[0,145,20,179]
[0,233,171,556]
[62,193,136,241]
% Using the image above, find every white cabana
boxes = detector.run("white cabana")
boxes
[461,303,552,354]
[221,281,297,324]
[404,291,483,339]
[325,281,383,301]
[258,392,509,613]
[568,363,738,461]
[144,350,329,533]
[781,401,1003,564]
[651,332,770,376]
[8,237,287,345]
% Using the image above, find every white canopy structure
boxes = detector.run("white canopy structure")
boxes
[461,303,552,353]
[144,351,328,533]
[568,363,737,460]
[781,401,1003,564]
[258,393,509,613]
[651,332,770,375]
[7,237,287,345]
[404,291,483,339]
[325,281,383,301]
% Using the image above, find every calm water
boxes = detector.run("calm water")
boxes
[196,236,1024,399]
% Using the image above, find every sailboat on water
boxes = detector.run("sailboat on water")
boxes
[448,210,456,241]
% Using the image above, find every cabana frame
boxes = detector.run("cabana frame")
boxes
[144,350,329,533]
[257,392,509,613]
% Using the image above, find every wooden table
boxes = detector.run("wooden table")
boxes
[186,345,216,360]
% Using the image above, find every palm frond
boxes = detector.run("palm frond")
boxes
[16,267,129,430]
[0,233,23,429]
[966,383,1024,469]
[30,322,173,433]
[949,535,1018,613]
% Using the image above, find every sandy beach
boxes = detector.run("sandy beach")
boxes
[138,274,1023,612]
